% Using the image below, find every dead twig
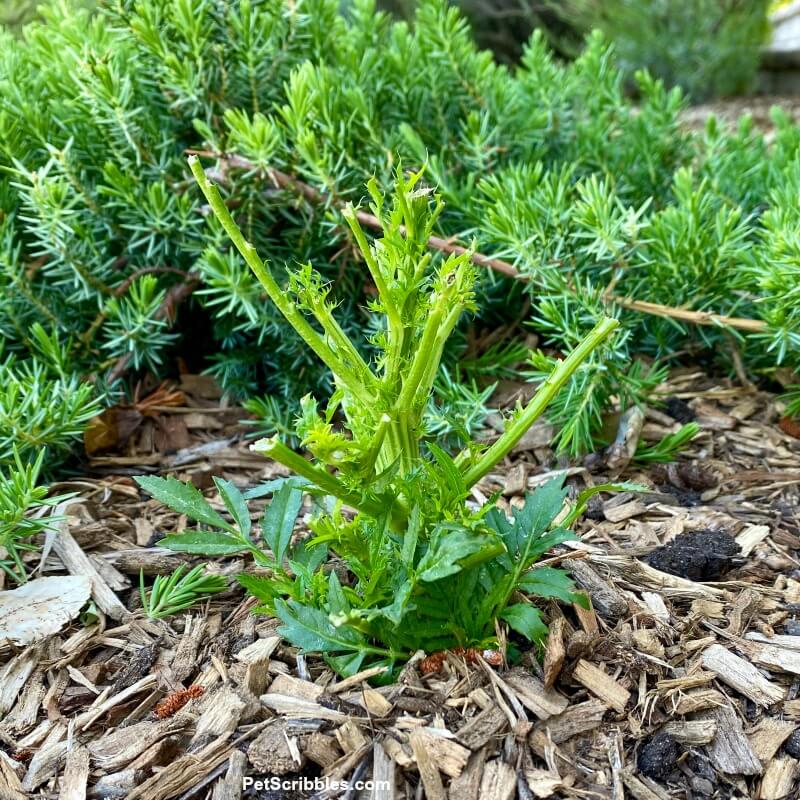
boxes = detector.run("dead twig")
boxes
[81,267,195,348]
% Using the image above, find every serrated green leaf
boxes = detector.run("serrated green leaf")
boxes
[375,576,413,625]
[274,598,367,653]
[572,590,590,610]
[511,477,569,551]
[160,530,247,556]
[522,528,577,566]
[500,603,548,644]
[289,539,328,570]
[417,525,497,582]
[237,574,281,604]
[517,566,582,604]
[262,483,303,566]
[213,477,251,537]
[485,476,568,558]
[135,476,234,532]
[243,477,309,500]
[325,651,367,677]
[327,570,349,616]
[401,505,421,567]
[428,442,467,500]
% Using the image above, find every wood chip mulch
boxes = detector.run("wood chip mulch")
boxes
[1,368,799,799]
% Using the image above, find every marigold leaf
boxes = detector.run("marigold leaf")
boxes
[135,476,234,532]
[500,603,548,644]
[262,483,304,565]
[274,598,367,653]
[213,477,251,537]
[160,530,247,556]
[517,566,583,605]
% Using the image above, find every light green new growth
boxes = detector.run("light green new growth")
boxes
[189,156,618,520]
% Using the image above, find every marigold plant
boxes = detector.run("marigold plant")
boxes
[137,165,620,675]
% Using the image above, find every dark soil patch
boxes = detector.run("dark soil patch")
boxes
[664,396,696,423]
[638,732,681,782]
[643,529,742,581]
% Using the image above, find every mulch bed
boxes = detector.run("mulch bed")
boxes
[1,368,799,799]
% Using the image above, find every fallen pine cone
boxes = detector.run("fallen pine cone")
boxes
[154,685,204,718]
[420,647,503,675]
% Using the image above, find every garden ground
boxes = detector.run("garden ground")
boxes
[1,366,799,800]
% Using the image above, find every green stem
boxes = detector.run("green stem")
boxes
[188,156,374,406]
[307,298,375,386]
[395,293,451,412]
[400,253,472,415]
[411,251,433,290]
[246,540,273,566]
[342,206,399,327]
[343,208,409,395]
[377,293,451,473]
[459,317,619,488]
[360,413,392,476]
[381,413,418,474]
[413,302,463,410]
[384,324,405,389]
[252,436,385,518]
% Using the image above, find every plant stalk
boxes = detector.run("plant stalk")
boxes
[188,156,376,405]
[459,317,620,487]
[252,437,388,519]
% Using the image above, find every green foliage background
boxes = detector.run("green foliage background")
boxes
[0,0,798,469]
[560,0,771,101]
[431,0,771,100]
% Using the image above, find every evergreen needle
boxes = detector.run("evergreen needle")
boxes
[140,565,227,620]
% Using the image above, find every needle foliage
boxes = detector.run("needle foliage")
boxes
[140,563,227,619]
[0,447,69,583]
[1,0,798,469]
